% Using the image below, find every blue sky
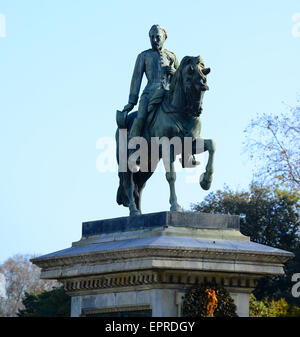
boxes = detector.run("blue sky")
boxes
[0,0,299,263]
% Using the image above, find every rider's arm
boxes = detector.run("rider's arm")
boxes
[128,52,145,105]
[166,51,179,76]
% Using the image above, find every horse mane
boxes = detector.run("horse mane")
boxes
[146,55,203,127]
[168,56,195,102]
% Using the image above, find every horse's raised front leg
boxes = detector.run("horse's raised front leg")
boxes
[166,161,183,212]
[123,172,141,216]
[200,139,216,190]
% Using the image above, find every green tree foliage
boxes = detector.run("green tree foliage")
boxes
[191,184,300,304]
[17,287,71,317]
[249,294,300,317]
[249,294,270,317]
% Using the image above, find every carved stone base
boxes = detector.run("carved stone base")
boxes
[32,211,293,317]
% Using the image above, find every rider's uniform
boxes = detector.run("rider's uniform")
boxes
[128,48,179,137]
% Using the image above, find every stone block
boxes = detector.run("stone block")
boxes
[116,291,137,306]
[82,211,240,238]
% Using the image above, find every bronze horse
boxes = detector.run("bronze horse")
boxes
[116,56,215,216]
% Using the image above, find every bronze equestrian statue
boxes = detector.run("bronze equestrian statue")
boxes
[116,25,215,216]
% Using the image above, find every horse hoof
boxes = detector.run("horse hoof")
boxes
[130,209,141,216]
[170,204,183,212]
[128,163,140,173]
[200,173,212,190]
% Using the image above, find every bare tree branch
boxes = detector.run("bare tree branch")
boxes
[0,254,60,317]
[244,101,300,189]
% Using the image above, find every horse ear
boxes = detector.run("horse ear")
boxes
[196,56,204,66]
[202,67,211,75]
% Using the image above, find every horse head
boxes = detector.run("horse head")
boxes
[169,56,210,117]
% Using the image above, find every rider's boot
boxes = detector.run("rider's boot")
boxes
[129,118,144,139]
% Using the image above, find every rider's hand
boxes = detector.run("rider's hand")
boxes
[122,103,134,113]
[165,66,176,76]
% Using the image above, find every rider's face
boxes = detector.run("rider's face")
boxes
[150,30,165,51]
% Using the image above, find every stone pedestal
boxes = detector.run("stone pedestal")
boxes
[32,211,293,317]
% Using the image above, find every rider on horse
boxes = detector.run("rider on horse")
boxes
[122,24,199,167]
[122,25,178,139]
